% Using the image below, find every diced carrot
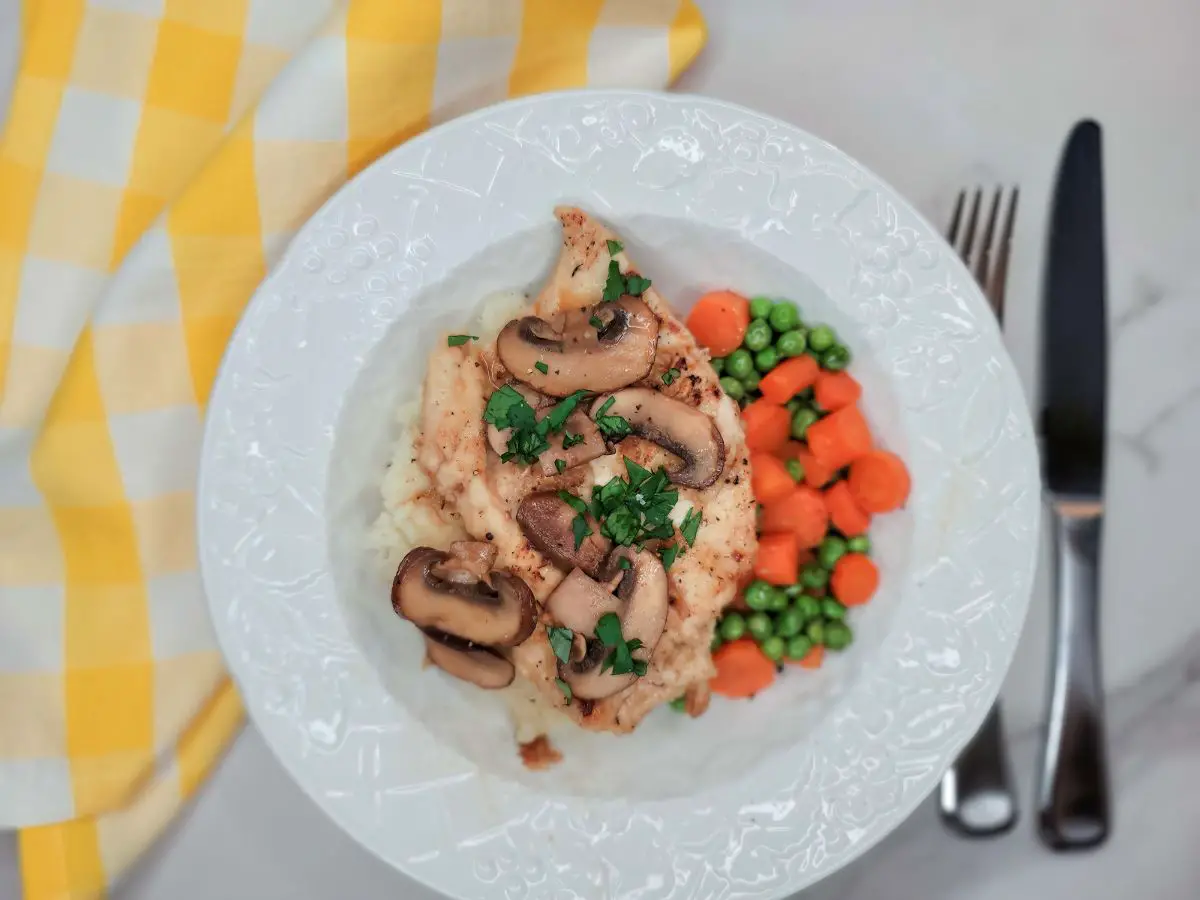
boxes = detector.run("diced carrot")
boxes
[749,452,795,505]
[847,450,911,513]
[824,481,871,537]
[742,400,791,453]
[759,354,820,404]
[831,553,879,606]
[754,531,800,586]
[759,485,829,549]
[780,442,837,489]
[710,639,777,698]
[687,290,750,357]
[794,645,825,669]
[805,404,873,470]
[813,370,863,411]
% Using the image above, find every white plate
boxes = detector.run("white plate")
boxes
[197,90,1039,899]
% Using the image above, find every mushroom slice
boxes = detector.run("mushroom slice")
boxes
[423,631,514,689]
[516,491,612,577]
[431,541,497,584]
[553,547,670,701]
[393,547,537,647]
[496,297,659,397]
[590,388,725,488]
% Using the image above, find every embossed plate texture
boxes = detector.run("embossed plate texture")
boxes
[197,91,1040,899]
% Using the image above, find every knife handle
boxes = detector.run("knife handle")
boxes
[1037,508,1111,849]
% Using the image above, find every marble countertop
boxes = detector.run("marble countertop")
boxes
[3,0,1199,896]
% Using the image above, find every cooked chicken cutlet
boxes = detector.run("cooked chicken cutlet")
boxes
[413,207,756,733]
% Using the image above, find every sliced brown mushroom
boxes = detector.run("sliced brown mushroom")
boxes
[590,388,725,488]
[423,631,514,689]
[393,547,537,647]
[550,547,669,701]
[496,297,659,396]
[516,491,612,577]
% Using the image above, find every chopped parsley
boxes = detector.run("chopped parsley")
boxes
[571,514,592,550]
[557,490,588,514]
[562,432,585,450]
[660,544,681,570]
[554,677,573,704]
[589,315,604,329]
[554,459,567,474]
[602,260,652,301]
[618,556,632,570]
[593,395,632,440]
[661,367,681,385]
[547,625,574,664]
[596,612,648,677]
[606,239,623,255]
[484,386,588,466]
[590,460,679,548]
[446,334,477,347]
[680,508,702,547]
[534,361,549,374]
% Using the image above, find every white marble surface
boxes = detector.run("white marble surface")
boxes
[3,0,1200,896]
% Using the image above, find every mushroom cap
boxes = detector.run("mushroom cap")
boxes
[423,630,515,689]
[392,547,537,647]
[496,297,659,397]
[590,387,725,488]
[551,548,670,701]
[516,491,612,578]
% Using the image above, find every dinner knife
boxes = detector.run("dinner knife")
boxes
[1036,119,1111,850]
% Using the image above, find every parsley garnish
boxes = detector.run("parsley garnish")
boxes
[680,508,702,546]
[589,314,604,329]
[542,389,589,433]
[557,490,588,514]
[485,387,588,466]
[602,261,652,302]
[447,334,477,347]
[547,625,574,664]
[593,395,632,439]
[589,460,680,547]
[555,459,567,474]
[535,361,549,374]
[483,384,529,429]
[606,239,623,255]
[660,544,680,570]
[555,677,573,703]
[562,432,585,450]
[662,367,681,385]
[571,514,592,550]
[618,556,632,570]
[596,612,648,677]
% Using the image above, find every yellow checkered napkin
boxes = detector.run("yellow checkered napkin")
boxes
[0,0,706,895]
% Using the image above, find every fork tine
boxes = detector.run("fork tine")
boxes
[947,189,966,250]
[975,189,1002,296]
[959,189,983,264]
[990,187,1019,324]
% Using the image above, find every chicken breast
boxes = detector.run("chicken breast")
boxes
[416,207,756,733]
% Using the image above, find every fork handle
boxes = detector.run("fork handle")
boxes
[939,704,1018,836]
[1037,509,1110,849]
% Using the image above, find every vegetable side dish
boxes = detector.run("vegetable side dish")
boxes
[684,292,911,700]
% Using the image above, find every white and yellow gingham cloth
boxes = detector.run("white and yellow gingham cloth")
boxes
[0,1,706,896]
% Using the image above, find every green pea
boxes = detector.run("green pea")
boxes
[776,607,805,638]
[719,612,747,641]
[847,535,871,554]
[806,619,826,645]
[744,319,773,351]
[711,356,726,376]
[800,564,829,590]
[808,324,835,352]
[743,580,774,611]
[791,408,820,439]
[670,695,687,712]
[818,535,848,569]
[786,398,802,414]
[761,635,786,662]
[747,612,773,641]
[711,631,723,652]
[822,597,847,620]
[741,371,761,392]
[785,635,813,660]
[749,296,774,319]
[784,584,806,599]
[824,621,853,650]
[786,458,805,482]
[719,376,746,400]
[821,344,851,371]
[768,302,801,333]
[754,347,780,372]
[767,587,790,611]
[726,348,754,379]
[776,329,808,358]
[795,594,821,620]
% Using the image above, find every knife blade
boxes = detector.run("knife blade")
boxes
[1036,119,1111,850]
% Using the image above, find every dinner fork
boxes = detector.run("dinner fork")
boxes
[937,187,1021,838]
